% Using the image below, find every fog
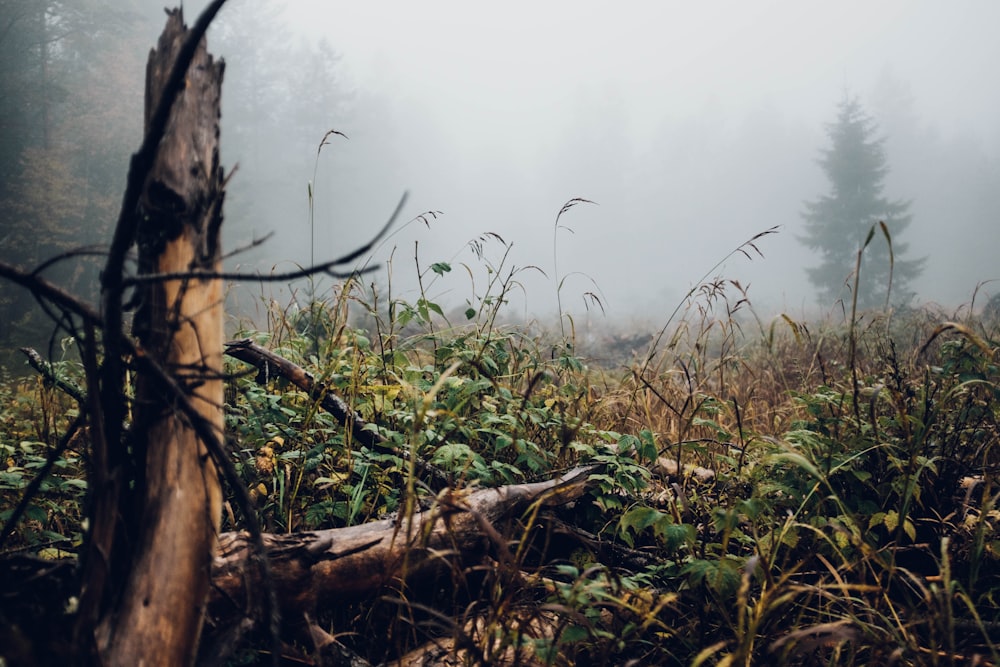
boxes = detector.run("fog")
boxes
[197,0,1000,318]
[201,1,1000,323]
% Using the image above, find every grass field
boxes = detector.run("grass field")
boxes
[2,260,999,665]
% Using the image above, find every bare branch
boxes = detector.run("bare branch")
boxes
[121,191,409,287]
[0,260,101,327]
[223,338,452,490]
[19,347,87,405]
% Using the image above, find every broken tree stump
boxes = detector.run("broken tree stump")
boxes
[98,9,227,666]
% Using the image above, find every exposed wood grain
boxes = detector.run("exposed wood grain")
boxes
[100,9,227,666]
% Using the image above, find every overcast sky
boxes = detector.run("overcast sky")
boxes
[207,1,1000,322]
[288,1,999,142]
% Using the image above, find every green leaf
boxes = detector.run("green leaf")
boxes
[430,262,452,276]
[554,563,580,578]
[770,451,823,481]
[682,556,742,596]
[425,299,444,317]
[24,504,47,523]
[659,522,696,552]
[431,442,481,469]
[560,625,589,643]
[618,506,663,546]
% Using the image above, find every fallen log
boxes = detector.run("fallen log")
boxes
[3,466,598,665]
[203,466,596,658]
[224,337,382,450]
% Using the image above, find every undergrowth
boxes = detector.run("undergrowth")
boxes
[2,233,1000,665]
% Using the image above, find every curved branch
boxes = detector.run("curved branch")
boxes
[0,261,101,327]
[121,191,409,287]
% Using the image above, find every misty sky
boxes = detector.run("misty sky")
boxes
[206,0,1000,322]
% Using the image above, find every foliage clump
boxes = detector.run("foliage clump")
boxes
[3,259,1000,665]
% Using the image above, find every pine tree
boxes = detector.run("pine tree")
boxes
[800,94,924,308]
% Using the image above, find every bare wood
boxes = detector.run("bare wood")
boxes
[100,9,227,666]
[0,468,596,664]
[206,467,595,637]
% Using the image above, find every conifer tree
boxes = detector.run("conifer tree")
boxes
[800,94,924,308]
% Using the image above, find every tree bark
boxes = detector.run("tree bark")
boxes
[99,9,226,666]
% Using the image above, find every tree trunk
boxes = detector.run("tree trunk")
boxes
[100,9,226,666]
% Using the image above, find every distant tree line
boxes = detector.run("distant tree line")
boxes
[0,0,148,367]
[0,0,354,371]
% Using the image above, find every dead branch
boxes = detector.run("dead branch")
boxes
[122,192,409,287]
[223,337,452,489]
[19,347,87,405]
[0,261,101,328]
[225,338,381,449]
[1,466,599,665]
